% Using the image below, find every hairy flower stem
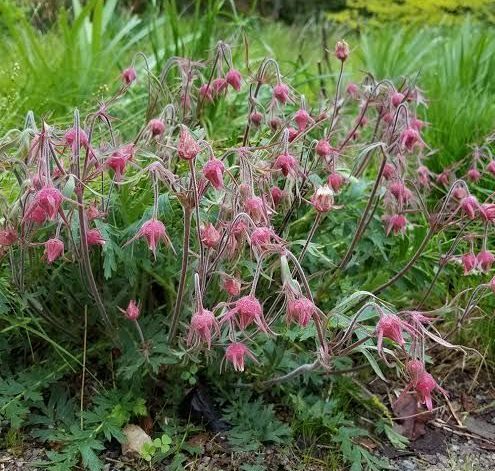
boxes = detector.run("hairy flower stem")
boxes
[168,206,192,343]
[372,229,434,295]
[327,60,344,137]
[298,213,322,261]
[336,151,387,272]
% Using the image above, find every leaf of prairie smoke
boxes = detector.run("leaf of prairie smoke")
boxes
[95,221,120,279]
[62,175,76,197]
[355,345,391,382]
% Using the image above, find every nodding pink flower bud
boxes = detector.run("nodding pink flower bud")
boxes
[287,297,316,327]
[460,195,479,219]
[477,250,494,272]
[86,228,105,246]
[382,162,396,181]
[34,186,63,220]
[273,83,290,104]
[178,127,201,160]
[385,214,407,236]
[335,40,350,61]
[225,69,242,91]
[411,117,425,130]
[245,196,265,224]
[199,83,213,102]
[0,228,17,246]
[391,92,405,107]
[43,238,64,263]
[223,275,241,297]
[287,127,299,142]
[123,299,140,321]
[269,117,282,131]
[453,186,468,200]
[274,153,298,177]
[406,359,426,386]
[436,171,450,186]
[414,370,447,411]
[328,172,345,192]
[148,118,165,137]
[461,252,477,275]
[294,109,311,131]
[232,219,248,237]
[481,203,495,223]
[223,295,270,332]
[270,186,284,207]
[27,204,47,224]
[250,227,273,249]
[211,77,228,97]
[135,218,170,257]
[203,158,225,189]
[467,167,481,182]
[400,127,422,152]
[225,342,256,372]
[417,165,431,187]
[315,139,333,159]
[376,313,413,355]
[249,111,263,127]
[200,223,221,249]
[487,160,495,176]
[87,204,103,221]
[64,127,89,148]
[311,185,334,213]
[122,67,137,85]
[346,82,359,99]
[106,151,127,181]
[188,308,218,349]
[382,112,394,124]
[389,181,412,204]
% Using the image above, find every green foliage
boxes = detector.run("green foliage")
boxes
[140,433,172,462]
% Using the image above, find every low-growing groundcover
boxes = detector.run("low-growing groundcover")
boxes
[0,31,495,471]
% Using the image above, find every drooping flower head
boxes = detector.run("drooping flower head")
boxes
[134,218,171,258]
[200,223,221,249]
[335,40,350,61]
[315,139,334,159]
[417,165,431,188]
[222,275,241,297]
[148,118,165,137]
[391,91,405,107]
[123,299,140,321]
[274,153,298,177]
[486,160,495,176]
[389,181,412,205]
[385,214,407,236]
[273,82,290,104]
[328,172,345,192]
[249,111,263,127]
[225,342,256,372]
[311,185,334,213]
[461,252,477,275]
[43,238,64,264]
[286,297,316,327]
[294,108,311,131]
[211,77,228,97]
[64,127,89,149]
[245,196,266,224]
[199,83,213,102]
[122,67,137,85]
[34,186,63,220]
[346,82,359,99]
[376,313,414,355]
[382,162,396,181]
[414,371,448,411]
[106,151,128,181]
[177,127,201,160]
[400,127,423,152]
[203,158,225,189]
[460,195,479,220]
[270,186,284,207]
[222,295,269,333]
[477,250,494,272]
[187,308,219,349]
[467,167,481,183]
[86,228,105,246]
[225,69,242,91]
[0,228,17,246]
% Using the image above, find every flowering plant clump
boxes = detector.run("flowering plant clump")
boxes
[0,39,488,425]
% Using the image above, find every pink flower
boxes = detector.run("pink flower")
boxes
[414,371,447,411]
[382,162,396,180]
[376,313,414,355]
[486,160,495,176]
[335,40,350,61]
[0,228,17,246]
[328,172,345,192]
[199,83,213,102]
[269,117,282,131]
[294,109,311,131]
[477,250,494,272]
[148,118,165,137]
[467,167,481,182]
[391,91,405,107]
[225,342,256,372]
[287,127,298,142]
[222,276,241,297]
[188,308,219,349]
[122,67,137,85]
[26,204,47,224]
[287,297,316,327]
[315,139,333,159]
[245,196,266,224]
[106,151,128,181]
[461,252,477,275]
[274,153,297,177]
[481,203,495,223]
[203,158,225,189]
[200,223,221,248]
[406,359,426,385]
[311,185,334,213]
[273,83,290,104]
[346,82,359,99]
[211,77,228,97]
[436,171,450,186]
[417,165,431,188]
[43,238,64,263]
[270,186,284,207]
[389,181,412,204]
[400,127,422,152]
[225,69,242,91]
[86,228,105,246]
[133,218,170,257]
[411,117,425,130]
[385,214,407,236]
[249,111,263,127]
[64,127,89,148]
[250,227,274,250]
[460,195,479,219]
[177,127,201,160]
[222,295,269,333]
[122,299,140,321]
[87,204,104,221]
[34,186,63,220]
